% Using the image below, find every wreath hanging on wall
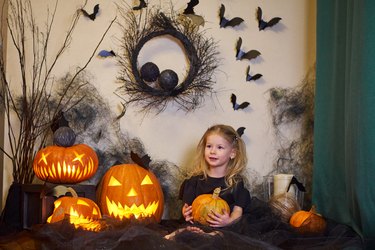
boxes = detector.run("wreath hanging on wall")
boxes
[116,6,219,113]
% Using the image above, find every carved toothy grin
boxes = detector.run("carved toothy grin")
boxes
[105,196,159,220]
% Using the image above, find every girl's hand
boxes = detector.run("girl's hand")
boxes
[206,206,243,228]
[182,203,194,224]
[206,209,231,227]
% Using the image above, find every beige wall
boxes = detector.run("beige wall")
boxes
[1,0,316,209]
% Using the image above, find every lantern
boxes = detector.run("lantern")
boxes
[191,187,230,226]
[47,188,102,231]
[33,127,98,184]
[97,164,164,223]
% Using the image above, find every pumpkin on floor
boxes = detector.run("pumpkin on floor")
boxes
[47,187,102,231]
[33,127,98,184]
[192,187,230,226]
[289,206,327,234]
[97,163,164,223]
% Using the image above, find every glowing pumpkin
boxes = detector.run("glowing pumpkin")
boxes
[47,188,102,232]
[289,206,327,234]
[33,127,98,184]
[97,164,164,223]
[192,187,230,226]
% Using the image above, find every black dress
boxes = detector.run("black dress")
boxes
[179,175,251,213]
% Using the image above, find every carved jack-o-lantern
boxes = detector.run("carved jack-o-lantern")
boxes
[97,164,164,223]
[47,188,102,231]
[33,127,99,184]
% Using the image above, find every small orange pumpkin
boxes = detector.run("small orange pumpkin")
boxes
[192,187,230,226]
[47,187,102,231]
[289,206,327,234]
[97,164,164,223]
[33,127,98,184]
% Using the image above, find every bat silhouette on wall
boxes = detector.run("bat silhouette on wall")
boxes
[98,50,116,58]
[131,151,151,169]
[183,0,199,15]
[256,7,282,31]
[231,93,250,111]
[219,4,244,28]
[236,37,261,61]
[133,0,147,11]
[246,65,263,81]
[81,4,99,21]
[236,127,246,137]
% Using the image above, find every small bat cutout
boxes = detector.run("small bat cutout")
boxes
[81,4,99,21]
[231,93,250,111]
[131,151,151,169]
[183,0,199,15]
[98,50,116,58]
[219,4,244,28]
[133,0,147,11]
[236,127,246,137]
[246,65,262,81]
[236,37,261,61]
[256,7,282,31]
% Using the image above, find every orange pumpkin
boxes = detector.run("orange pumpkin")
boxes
[33,144,98,184]
[97,164,164,223]
[192,187,230,226]
[289,206,327,234]
[47,187,102,231]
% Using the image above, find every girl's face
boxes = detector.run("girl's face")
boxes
[204,133,236,171]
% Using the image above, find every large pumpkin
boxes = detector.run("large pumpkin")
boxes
[97,164,164,223]
[192,187,230,226]
[289,206,327,234]
[47,188,102,231]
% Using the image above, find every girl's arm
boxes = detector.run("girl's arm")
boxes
[206,205,243,228]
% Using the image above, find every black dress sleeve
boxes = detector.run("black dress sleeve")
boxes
[179,176,199,205]
[232,180,251,212]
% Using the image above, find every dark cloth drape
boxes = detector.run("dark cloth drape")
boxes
[313,0,375,240]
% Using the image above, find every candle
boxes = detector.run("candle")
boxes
[273,174,296,196]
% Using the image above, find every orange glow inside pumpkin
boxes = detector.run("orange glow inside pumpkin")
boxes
[105,175,160,220]
[47,197,102,232]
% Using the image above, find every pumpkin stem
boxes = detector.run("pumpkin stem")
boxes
[212,187,221,199]
[309,205,317,214]
[67,187,78,197]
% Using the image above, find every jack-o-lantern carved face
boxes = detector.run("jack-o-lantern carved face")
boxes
[47,196,102,231]
[33,144,98,184]
[97,164,164,223]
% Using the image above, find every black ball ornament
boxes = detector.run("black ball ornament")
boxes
[53,126,77,147]
[158,69,179,90]
[140,62,160,82]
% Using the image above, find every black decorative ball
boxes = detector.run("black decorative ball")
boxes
[53,126,76,147]
[158,69,179,90]
[140,62,160,82]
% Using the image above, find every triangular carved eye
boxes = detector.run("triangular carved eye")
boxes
[108,176,122,186]
[141,175,153,185]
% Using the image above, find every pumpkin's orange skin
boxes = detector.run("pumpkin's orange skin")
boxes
[192,191,230,226]
[47,196,102,224]
[33,144,98,184]
[289,208,327,234]
[97,164,164,223]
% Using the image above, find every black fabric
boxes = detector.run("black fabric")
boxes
[0,197,365,250]
[179,175,251,212]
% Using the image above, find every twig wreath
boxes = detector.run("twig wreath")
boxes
[116,5,219,113]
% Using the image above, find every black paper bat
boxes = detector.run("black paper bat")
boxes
[236,37,261,61]
[287,176,306,192]
[256,7,282,31]
[81,4,99,21]
[246,65,262,81]
[183,0,199,15]
[50,111,69,132]
[231,93,250,111]
[236,127,246,137]
[131,151,151,169]
[98,50,116,58]
[133,0,147,11]
[219,4,244,28]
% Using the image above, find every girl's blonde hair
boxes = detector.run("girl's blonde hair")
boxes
[190,124,248,189]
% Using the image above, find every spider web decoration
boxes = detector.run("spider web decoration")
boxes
[116,5,219,113]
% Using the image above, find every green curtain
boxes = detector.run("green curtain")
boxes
[314,0,375,238]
